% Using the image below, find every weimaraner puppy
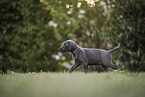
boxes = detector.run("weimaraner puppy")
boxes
[59,40,119,73]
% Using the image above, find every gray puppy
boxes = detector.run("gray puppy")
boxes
[59,40,119,73]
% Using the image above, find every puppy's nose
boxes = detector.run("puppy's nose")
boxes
[59,47,62,51]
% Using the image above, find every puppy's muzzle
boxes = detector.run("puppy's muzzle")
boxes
[59,47,65,52]
[59,47,62,51]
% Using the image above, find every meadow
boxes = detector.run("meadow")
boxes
[0,72,145,97]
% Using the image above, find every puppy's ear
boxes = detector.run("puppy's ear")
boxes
[68,42,71,51]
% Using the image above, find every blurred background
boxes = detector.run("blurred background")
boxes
[0,0,145,73]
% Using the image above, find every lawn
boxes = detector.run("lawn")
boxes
[0,72,145,97]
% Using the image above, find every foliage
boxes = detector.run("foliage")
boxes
[104,0,145,71]
[43,0,107,71]
[0,0,107,73]
[0,0,66,73]
[0,0,144,73]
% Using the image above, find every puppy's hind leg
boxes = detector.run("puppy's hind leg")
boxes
[102,54,119,70]
[109,61,119,70]
[102,65,108,72]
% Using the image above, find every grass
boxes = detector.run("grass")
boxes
[0,72,145,97]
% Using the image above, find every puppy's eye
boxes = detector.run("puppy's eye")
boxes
[64,43,68,46]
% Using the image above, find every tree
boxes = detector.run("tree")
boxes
[104,0,145,71]
[43,0,107,71]
[0,0,66,73]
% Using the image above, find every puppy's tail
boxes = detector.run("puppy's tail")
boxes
[108,44,120,53]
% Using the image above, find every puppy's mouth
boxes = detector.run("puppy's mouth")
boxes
[59,48,66,52]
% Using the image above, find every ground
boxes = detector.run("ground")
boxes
[0,71,145,97]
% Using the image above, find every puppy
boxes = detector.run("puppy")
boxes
[59,40,119,73]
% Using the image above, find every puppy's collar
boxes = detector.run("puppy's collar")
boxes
[74,47,79,53]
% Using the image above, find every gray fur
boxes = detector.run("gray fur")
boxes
[59,40,119,73]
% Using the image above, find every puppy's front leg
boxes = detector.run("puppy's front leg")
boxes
[68,62,79,73]
[82,63,88,73]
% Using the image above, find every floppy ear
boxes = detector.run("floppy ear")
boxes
[68,42,71,51]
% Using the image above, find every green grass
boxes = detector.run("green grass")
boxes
[0,72,145,97]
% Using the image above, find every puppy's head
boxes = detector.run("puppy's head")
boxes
[59,40,76,52]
